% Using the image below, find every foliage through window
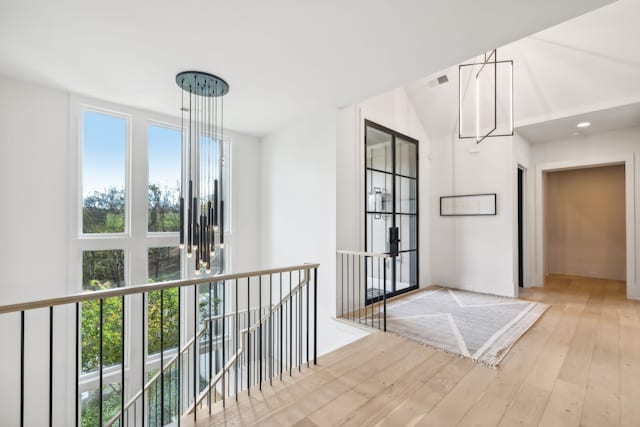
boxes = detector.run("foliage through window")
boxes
[148,247,181,355]
[148,125,181,233]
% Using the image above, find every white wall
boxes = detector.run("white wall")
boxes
[429,132,518,297]
[529,126,640,298]
[0,74,71,426]
[258,109,368,356]
[228,131,261,272]
[0,76,70,304]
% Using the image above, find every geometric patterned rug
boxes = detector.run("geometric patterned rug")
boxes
[384,287,549,367]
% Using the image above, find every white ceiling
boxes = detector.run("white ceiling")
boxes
[0,0,612,136]
[517,102,640,143]
[407,0,640,142]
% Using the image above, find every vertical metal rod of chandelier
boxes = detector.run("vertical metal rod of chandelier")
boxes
[176,71,229,274]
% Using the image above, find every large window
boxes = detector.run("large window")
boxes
[82,111,128,234]
[73,97,232,427]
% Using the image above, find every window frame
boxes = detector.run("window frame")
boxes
[69,94,234,407]
[78,105,132,239]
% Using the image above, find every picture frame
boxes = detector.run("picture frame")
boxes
[440,193,497,216]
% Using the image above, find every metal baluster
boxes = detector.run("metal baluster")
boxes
[279,273,283,381]
[347,255,350,319]
[289,271,292,377]
[370,256,373,328]
[358,256,361,323]
[306,269,310,367]
[235,279,238,401]
[383,259,387,332]
[239,313,243,393]
[352,254,355,321]
[214,282,219,404]
[208,282,213,415]
[160,290,164,426]
[177,286,182,426]
[222,281,226,408]
[269,274,273,386]
[20,311,24,427]
[299,270,302,371]
[247,277,250,394]
[75,303,79,427]
[314,268,318,365]
[141,294,146,427]
[258,275,262,389]
[193,284,197,421]
[49,306,53,427]
[341,254,344,317]
[121,295,125,427]
[377,258,381,329]
[99,299,104,426]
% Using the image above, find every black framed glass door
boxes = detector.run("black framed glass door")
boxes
[364,120,419,302]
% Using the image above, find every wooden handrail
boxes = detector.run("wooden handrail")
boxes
[0,263,320,314]
[336,249,390,258]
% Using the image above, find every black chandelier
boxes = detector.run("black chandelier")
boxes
[176,71,229,275]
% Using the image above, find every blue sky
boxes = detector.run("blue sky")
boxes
[82,111,181,196]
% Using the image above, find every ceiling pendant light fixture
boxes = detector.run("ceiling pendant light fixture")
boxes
[458,49,514,144]
[176,71,229,275]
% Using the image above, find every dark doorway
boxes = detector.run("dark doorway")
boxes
[517,167,524,287]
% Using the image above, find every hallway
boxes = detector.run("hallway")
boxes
[189,276,640,426]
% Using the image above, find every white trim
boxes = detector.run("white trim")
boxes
[534,154,637,299]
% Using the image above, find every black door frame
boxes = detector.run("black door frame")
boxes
[517,166,524,288]
[364,119,419,303]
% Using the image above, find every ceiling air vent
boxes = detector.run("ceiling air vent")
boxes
[427,74,449,88]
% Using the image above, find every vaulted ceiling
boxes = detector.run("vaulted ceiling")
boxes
[407,0,640,143]
[0,0,612,136]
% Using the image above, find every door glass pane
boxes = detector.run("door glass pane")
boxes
[366,213,391,254]
[396,138,417,178]
[82,111,127,234]
[366,170,392,214]
[396,251,417,291]
[396,176,417,214]
[366,127,392,172]
[399,215,417,252]
[148,125,182,232]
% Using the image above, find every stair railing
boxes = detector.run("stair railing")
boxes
[0,263,319,427]
[336,250,389,331]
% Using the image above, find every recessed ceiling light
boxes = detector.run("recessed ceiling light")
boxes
[576,121,591,128]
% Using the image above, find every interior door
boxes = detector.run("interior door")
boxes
[365,120,419,302]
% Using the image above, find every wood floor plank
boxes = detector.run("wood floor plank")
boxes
[414,363,497,427]
[579,281,620,427]
[185,276,640,427]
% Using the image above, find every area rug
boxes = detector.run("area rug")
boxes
[383,287,549,367]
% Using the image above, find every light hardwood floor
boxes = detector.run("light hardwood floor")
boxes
[190,276,640,427]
